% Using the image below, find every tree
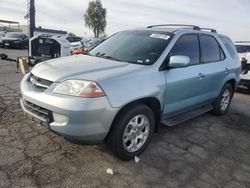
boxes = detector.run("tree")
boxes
[84,0,107,38]
[68,32,76,37]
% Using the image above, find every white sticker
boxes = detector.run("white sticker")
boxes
[150,34,170,40]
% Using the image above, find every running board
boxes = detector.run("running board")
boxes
[161,104,213,127]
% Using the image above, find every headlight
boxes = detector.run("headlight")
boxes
[53,80,105,98]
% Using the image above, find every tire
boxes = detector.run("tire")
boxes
[212,83,233,115]
[106,103,155,160]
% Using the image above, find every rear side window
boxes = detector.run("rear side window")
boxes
[220,36,238,59]
[200,35,224,63]
[170,34,200,65]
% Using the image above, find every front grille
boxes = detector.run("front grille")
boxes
[23,99,52,123]
[28,74,53,91]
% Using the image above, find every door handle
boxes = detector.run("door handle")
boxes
[224,68,229,74]
[196,73,205,80]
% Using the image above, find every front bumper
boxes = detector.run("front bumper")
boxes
[20,73,119,143]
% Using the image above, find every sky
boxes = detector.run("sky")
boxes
[0,0,249,41]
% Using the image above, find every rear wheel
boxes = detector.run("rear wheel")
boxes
[212,83,233,115]
[106,103,155,160]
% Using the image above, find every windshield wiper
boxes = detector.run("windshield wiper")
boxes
[96,53,122,62]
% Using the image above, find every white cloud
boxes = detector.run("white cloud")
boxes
[0,0,249,40]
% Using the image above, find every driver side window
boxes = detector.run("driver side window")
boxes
[171,34,200,65]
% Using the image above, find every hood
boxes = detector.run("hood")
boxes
[31,55,144,82]
[2,37,21,41]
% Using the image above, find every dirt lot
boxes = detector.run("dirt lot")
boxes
[0,49,250,188]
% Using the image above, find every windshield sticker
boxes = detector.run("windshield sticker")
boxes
[150,34,170,40]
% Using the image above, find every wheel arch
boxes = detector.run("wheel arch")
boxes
[226,79,236,91]
[105,97,162,141]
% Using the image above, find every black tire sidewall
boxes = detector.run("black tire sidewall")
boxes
[109,104,155,160]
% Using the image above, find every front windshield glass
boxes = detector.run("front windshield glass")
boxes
[89,30,172,65]
[4,32,22,38]
[236,45,250,53]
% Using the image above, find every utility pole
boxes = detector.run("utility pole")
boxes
[30,0,35,37]
[25,0,35,37]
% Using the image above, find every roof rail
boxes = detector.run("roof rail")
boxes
[200,28,217,33]
[147,24,200,30]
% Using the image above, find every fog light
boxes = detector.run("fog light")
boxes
[52,112,68,123]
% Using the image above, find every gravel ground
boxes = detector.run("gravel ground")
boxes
[0,49,250,188]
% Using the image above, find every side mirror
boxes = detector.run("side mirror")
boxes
[169,55,190,68]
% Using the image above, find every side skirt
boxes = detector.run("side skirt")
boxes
[161,104,213,127]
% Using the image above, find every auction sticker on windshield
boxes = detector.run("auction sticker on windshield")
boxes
[150,34,170,40]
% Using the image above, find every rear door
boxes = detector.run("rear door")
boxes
[197,34,228,99]
[163,33,227,117]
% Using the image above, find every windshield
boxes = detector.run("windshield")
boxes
[89,30,172,65]
[235,45,250,53]
[4,32,23,38]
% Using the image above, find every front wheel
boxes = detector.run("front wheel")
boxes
[106,103,155,160]
[212,83,233,115]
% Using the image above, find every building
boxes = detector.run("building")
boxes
[0,19,21,32]
[34,26,67,36]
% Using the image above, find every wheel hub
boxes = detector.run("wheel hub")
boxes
[123,114,150,153]
[220,89,230,111]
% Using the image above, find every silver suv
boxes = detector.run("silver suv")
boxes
[20,24,241,160]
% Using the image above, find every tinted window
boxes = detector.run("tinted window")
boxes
[200,35,222,62]
[220,49,226,60]
[66,37,82,42]
[4,32,23,38]
[220,36,238,59]
[170,34,199,65]
[90,30,172,65]
[235,45,250,53]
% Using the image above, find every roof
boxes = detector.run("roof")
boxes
[0,19,19,24]
[35,27,67,35]
[136,24,219,35]
[235,42,250,46]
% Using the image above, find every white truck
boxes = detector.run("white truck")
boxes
[235,42,250,91]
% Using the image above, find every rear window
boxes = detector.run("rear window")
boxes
[67,37,82,42]
[220,36,238,59]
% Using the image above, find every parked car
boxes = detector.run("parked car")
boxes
[238,70,250,92]
[20,24,240,160]
[235,42,250,91]
[66,36,84,53]
[235,42,250,62]
[0,31,7,47]
[1,32,29,49]
[84,38,103,51]
[0,30,7,37]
